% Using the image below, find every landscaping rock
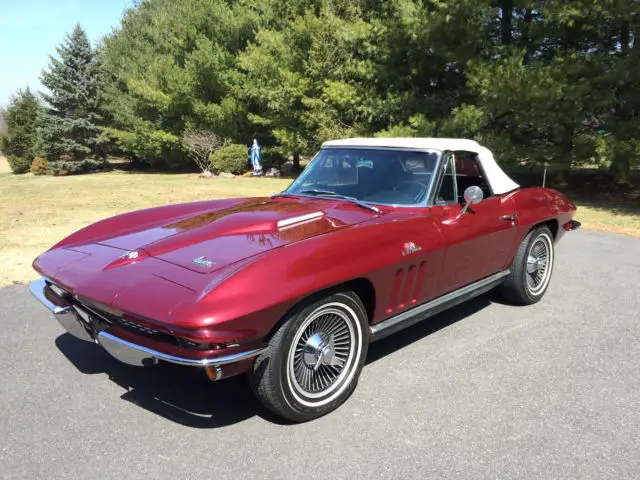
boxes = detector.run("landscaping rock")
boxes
[218,172,235,178]
[199,170,214,178]
[265,168,281,177]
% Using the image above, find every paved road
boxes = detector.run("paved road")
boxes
[1,230,639,479]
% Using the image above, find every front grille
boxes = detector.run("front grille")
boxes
[76,299,179,345]
[177,338,200,349]
[46,280,208,350]
[76,301,119,324]
[116,317,161,336]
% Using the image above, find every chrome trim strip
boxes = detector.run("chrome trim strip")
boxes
[28,277,72,315]
[97,331,266,367]
[370,270,511,337]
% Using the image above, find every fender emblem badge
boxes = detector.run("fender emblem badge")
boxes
[192,256,215,268]
[402,242,422,256]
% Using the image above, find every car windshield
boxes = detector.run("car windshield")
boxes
[284,148,441,206]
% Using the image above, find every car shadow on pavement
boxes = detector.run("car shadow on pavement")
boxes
[55,334,267,428]
[54,292,496,428]
[366,294,493,365]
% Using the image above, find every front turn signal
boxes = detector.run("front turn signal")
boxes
[205,365,222,381]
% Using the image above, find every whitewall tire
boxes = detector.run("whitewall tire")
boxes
[249,291,369,422]
[501,225,555,305]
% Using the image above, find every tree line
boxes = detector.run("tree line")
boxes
[1,0,638,182]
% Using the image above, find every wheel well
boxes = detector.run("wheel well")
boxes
[266,278,377,341]
[304,278,376,324]
[532,219,559,240]
[341,278,376,324]
[507,219,559,269]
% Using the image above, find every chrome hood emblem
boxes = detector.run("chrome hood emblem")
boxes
[192,256,215,268]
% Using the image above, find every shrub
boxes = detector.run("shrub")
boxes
[261,147,286,169]
[210,143,249,174]
[7,155,31,174]
[30,156,48,175]
[181,128,222,173]
[49,156,108,176]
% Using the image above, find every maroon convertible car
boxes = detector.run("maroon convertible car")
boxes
[30,137,580,422]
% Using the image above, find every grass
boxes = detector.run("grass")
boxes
[571,204,640,236]
[0,155,638,287]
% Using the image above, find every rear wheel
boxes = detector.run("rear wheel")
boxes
[501,225,555,305]
[249,291,369,422]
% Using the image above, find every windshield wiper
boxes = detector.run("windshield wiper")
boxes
[270,192,300,199]
[300,189,341,196]
[299,189,381,214]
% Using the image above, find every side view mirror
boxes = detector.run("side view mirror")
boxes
[460,185,483,215]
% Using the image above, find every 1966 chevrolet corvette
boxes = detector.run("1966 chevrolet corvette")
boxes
[30,138,580,422]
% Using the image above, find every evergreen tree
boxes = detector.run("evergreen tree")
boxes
[0,87,43,174]
[100,0,266,169]
[39,23,107,168]
[98,0,638,181]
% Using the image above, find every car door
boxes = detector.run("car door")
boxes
[430,150,520,297]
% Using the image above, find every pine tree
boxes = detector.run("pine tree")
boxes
[0,87,43,174]
[39,23,107,168]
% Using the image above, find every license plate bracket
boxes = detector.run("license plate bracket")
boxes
[71,305,105,340]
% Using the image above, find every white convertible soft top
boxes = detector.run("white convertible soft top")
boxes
[322,137,520,195]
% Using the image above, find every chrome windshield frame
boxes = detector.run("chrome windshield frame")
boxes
[281,146,446,209]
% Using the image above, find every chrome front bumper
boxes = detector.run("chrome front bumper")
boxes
[29,277,265,368]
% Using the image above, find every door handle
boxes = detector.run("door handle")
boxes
[500,213,518,221]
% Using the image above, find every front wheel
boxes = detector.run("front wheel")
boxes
[501,225,555,305]
[249,291,369,422]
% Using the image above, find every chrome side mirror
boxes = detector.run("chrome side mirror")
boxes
[460,186,483,214]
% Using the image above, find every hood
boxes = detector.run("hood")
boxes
[94,197,374,273]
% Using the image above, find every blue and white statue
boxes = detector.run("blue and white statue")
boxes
[250,139,262,176]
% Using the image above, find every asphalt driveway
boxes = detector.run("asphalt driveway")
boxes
[1,230,639,479]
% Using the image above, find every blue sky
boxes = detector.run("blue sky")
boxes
[0,0,134,107]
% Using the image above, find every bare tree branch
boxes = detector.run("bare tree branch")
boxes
[181,128,223,173]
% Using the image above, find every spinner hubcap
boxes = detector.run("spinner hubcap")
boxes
[303,332,339,370]
[526,236,550,293]
[290,308,355,397]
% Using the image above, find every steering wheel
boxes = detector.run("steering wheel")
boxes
[393,181,429,203]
